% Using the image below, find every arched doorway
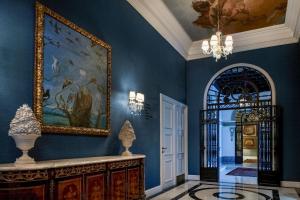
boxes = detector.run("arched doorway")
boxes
[200,63,280,186]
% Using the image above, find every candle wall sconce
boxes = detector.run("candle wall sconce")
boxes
[128,91,145,115]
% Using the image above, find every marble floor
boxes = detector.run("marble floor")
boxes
[219,163,257,185]
[149,181,300,200]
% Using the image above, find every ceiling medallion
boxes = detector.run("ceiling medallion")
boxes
[199,0,233,61]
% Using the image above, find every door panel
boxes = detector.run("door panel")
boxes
[176,106,185,176]
[162,100,175,189]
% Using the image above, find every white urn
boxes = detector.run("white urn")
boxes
[118,120,136,156]
[12,134,40,164]
[9,104,41,165]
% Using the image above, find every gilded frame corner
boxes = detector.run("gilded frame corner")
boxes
[33,2,111,136]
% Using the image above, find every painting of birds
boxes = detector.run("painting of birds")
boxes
[91,40,97,47]
[79,69,87,77]
[80,51,90,56]
[41,14,110,132]
[51,56,60,74]
[66,37,74,44]
[69,59,74,66]
[54,22,62,34]
[75,37,81,43]
[67,94,74,103]
[62,79,73,89]
[43,89,50,101]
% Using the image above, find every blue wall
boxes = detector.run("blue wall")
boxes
[187,43,300,181]
[0,0,186,189]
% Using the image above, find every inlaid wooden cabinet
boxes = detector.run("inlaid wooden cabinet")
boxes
[0,155,145,200]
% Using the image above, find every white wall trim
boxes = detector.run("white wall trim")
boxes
[281,181,300,188]
[127,0,192,58]
[188,175,200,181]
[145,185,163,198]
[203,63,277,110]
[127,0,300,61]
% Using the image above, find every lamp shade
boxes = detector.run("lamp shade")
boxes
[136,93,144,103]
[210,34,218,46]
[129,91,136,100]
[201,40,209,51]
[225,35,233,46]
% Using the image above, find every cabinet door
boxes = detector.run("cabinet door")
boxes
[86,174,105,200]
[0,185,45,200]
[109,170,126,200]
[57,177,82,200]
[127,167,140,200]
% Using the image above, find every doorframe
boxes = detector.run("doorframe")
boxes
[201,63,277,181]
[160,93,188,188]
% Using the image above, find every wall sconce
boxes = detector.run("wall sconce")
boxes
[128,91,145,115]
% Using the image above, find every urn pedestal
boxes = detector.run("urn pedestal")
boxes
[12,134,39,164]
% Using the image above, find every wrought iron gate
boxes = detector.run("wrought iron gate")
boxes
[200,109,219,181]
[200,106,280,186]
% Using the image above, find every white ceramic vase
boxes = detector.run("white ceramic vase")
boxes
[12,134,40,164]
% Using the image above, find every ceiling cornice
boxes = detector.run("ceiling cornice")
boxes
[127,0,300,61]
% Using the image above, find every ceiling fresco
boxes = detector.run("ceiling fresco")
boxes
[163,0,288,41]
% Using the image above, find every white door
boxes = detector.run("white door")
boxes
[161,99,175,189]
[160,94,187,190]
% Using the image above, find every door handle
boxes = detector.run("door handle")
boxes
[162,147,167,154]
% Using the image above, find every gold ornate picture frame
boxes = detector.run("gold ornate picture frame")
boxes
[243,125,257,137]
[34,2,111,136]
[243,137,257,149]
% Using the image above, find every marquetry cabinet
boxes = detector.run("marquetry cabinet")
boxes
[0,155,145,200]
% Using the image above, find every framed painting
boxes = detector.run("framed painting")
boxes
[34,2,111,136]
[243,125,257,137]
[243,137,257,149]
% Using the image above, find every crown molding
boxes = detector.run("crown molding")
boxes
[127,0,300,61]
[127,0,192,58]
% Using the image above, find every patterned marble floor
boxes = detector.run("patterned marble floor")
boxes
[149,181,300,200]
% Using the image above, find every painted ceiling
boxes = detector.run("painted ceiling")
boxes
[162,0,288,41]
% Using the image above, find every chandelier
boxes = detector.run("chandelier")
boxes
[201,0,233,61]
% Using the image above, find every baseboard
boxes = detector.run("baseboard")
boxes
[145,185,162,198]
[188,175,200,180]
[281,181,300,188]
